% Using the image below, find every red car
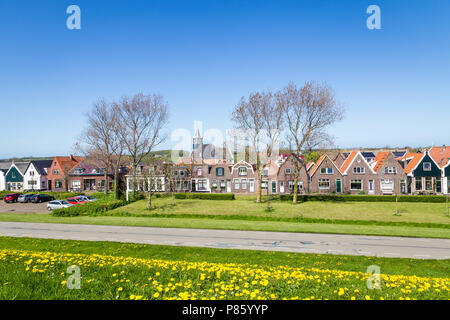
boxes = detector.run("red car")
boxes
[4,193,21,203]
[66,197,88,205]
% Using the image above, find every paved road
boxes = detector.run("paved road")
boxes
[0,222,449,259]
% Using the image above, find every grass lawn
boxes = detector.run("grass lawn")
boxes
[0,237,448,300]
[111,196,450,225]
[0,212,449,239]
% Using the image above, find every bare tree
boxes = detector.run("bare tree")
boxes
[231,91,268,202]
[77,99,125,197]
[115,93,169,201]
[276,81,344,203]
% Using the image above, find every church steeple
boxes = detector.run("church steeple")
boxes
[193,128,203,159]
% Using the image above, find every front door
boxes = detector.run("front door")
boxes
[271,181,277,193]
[279,181,285,193]
[48,180,52,191]
[336,179,342,193]
[192,180,196,192]
[368,180,375,194]
[226,180,231,193]
[249,179,255,192]
[437,178,442,193]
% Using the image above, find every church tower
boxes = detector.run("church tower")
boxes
[193,128,203,159]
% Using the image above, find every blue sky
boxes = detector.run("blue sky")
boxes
[1,0,449,158]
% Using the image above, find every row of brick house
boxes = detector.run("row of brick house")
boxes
[0,155,127,193]
[124,131,450,198]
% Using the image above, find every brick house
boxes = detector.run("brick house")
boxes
[67,158,114,192]
[230,160,256,194]
[47,155,83,191]
[309,154,344,194]
[340,151,377,195]
[208,162,233,193]
[276,153,310,194]
[370,151,407,195]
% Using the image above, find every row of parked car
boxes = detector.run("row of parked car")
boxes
[3,193,97,211]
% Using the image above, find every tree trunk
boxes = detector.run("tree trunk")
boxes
[292,164,299,203]
[256,168,261,203]
[148,192,152,209]
[114,172,119,200]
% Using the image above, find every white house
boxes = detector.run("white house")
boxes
[23,160,53,191]
[0,161,11,191]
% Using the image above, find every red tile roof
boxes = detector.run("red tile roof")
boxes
[429,146,450,168]
[54,156,84,174]
[339,151,358,174]
[371,151,390,172]
[396,153,423,174]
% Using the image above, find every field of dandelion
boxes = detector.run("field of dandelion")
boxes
[0,237,448,300]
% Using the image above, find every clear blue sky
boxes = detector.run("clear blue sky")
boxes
[1,0,449,158]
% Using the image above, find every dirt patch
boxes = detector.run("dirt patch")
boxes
[0,202,48,213]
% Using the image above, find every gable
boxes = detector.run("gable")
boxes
[412,153,441,177]
[6,166,23,182]
[311,154,342,177]
[445,163,450,177]
[342,152,375,175]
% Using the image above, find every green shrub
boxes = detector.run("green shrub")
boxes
[0,191,85,200]
[174,193,235,200]
[279,194,448,203]
[51,199,129,217]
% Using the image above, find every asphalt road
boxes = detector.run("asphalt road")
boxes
[0,222,449,260]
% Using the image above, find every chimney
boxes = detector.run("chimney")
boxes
[70,154,75,161]
[443,145,446,153]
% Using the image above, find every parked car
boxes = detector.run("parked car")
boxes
[30,194,55,203]
[76,195,97,202]
[66,197,88,205]
[18,194,36,203]
[4,193,21,203]
[47,200,74,211]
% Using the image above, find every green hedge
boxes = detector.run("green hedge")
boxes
[51,199,128,217]
[175,193,235,200]
[279,194,449,203]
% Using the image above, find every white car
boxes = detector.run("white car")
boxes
[47,200,74,211]
[77,196,98,202]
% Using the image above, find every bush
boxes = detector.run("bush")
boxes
[51,199,129,217]
[0,191,84,200]
[279,194,448,203]
[174,193,235,200]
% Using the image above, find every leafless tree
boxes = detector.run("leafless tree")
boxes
[276,81,344,203]
[231,91,267,202]
[77,99,125,197]
[115,93,169,200]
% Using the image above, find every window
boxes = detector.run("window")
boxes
[55,180,63,188]
[176,181,181,190]
[381,179,393,190]
[220,180,226,188]
[425,177,433,191]
[384,167,397,174]
[216,167,224,176]
[318,179,330,189]
[320,168,333,174]
[261,181,268,190]
[183,181,189,190]
[400,180,406,194]
[53,169,60,175]
[212,179,217,188]
[71,180,81,189]
[353,167,365,174]
[350,179,362,190]
[285,168,292,175]
[197,179,207,191]
[238,167,247,176]
[179,170,184,178]
[423,162,432,171]
[262,168,269,176]
[241,179,247,190]
[415,178,422,191]
[234,179,240,189]
[98,180,105,189]
[74,168,84,174]
[288,180,295,190]
[29,171,35,176]
[174,170,178,178]
[197,168,203,176]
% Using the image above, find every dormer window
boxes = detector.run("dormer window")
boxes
[216,167,224,176]
[238,167,247,176]
[423,162,431,171]
[74,168,84,174]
